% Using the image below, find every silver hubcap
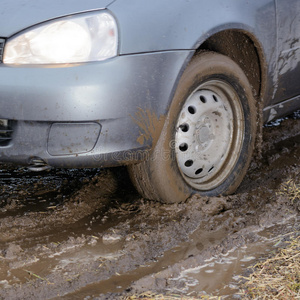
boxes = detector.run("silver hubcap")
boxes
[175,80,244,190]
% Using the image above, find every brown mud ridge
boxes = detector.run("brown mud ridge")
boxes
[0,114,299,300]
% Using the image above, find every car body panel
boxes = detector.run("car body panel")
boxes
[111,0,273,53]
[110,0,278,108]
[273,0,300,103]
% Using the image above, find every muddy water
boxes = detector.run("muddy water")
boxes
[168,218,299,298]
[62,217,299,299]
[62,225,230,298]
[0,113,299,300]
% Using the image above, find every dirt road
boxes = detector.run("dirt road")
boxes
[0,113,299,299]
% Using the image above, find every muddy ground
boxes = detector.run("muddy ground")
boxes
[0,113,299,300]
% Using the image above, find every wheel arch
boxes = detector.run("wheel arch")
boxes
[196,30,266,102]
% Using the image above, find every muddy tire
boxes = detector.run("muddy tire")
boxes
[128,52,257,203]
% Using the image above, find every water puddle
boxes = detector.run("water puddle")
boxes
[55,222,230,299]
[169,218,299,298]
[59,216,298,299]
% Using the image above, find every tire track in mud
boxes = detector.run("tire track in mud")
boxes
[0,169,117,242]
[0,115,299,299]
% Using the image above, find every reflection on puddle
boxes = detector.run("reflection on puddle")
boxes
[55,248,125,272]
[61,217,298,300]
[169,246,261,296]
[168,219,298,298]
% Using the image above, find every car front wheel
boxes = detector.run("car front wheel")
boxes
[129,52,257,203]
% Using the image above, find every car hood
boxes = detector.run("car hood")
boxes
[0,0,116,37]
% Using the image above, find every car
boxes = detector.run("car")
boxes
[0,0,299,203]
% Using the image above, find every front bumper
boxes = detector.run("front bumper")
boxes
[0,50,192,168]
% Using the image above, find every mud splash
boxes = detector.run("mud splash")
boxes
[131,108,165,146]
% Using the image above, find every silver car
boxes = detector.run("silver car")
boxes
[0,0,299,203]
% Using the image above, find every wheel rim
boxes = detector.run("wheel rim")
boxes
[175,79,244,191]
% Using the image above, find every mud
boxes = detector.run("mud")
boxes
[0,112,299,300]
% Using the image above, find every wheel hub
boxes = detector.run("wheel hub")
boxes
[196,118,213,149]
[175,81,243,190]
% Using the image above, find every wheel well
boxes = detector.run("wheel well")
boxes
[199,30,262,99]
[198,30,264,159]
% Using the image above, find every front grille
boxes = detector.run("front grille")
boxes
[0,120,14,146]
[0,38,4,62]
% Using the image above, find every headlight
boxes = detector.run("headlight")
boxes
[3,11,118,65]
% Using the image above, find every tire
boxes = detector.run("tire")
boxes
[128,52,257,203]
